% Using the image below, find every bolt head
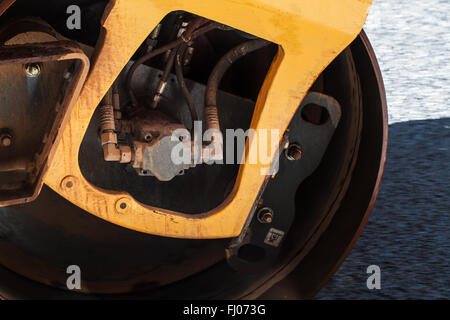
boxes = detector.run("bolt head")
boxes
[257,207,274,224]
[24,63,41,77]
[263,214,273,223]
[285,143,303,161]
[0,134,12,147]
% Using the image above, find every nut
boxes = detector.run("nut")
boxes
[101,131,118,146]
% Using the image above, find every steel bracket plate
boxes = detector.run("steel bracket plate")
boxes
[0,40,89,206]
[226,92,342,271]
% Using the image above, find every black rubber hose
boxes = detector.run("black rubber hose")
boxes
[175,44,198,129]
[126,22,218,107]
[152,17,207,110]
[151,47,177,109]
[204,39,270,131]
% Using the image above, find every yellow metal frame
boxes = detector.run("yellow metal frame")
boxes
[44,0,372,239]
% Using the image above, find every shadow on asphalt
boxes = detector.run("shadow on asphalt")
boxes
[317,118,449,299]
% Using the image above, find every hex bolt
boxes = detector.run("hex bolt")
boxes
[285,143,303,161]
[0,134,12,147]
[24,63,41,78]
[257,207,274,224]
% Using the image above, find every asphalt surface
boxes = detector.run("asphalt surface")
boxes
[317,0,450,299]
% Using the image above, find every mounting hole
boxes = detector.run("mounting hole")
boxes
[301,104,329,125]
[144,133,153,142]
[115,198,131,213]
[60,176,78,191]
[237,244,266,263]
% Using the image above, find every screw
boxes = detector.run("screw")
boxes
[257,207,274,224]
[285,143,303,161]
[24,63,41,77]
[0,134,12,147]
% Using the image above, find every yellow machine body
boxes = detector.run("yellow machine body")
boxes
[41,0,373,239]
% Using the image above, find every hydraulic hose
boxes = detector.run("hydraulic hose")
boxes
[203,39,270,162]
[175,44,198,129]
[204,39,270,133]
[126,22,218,107]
